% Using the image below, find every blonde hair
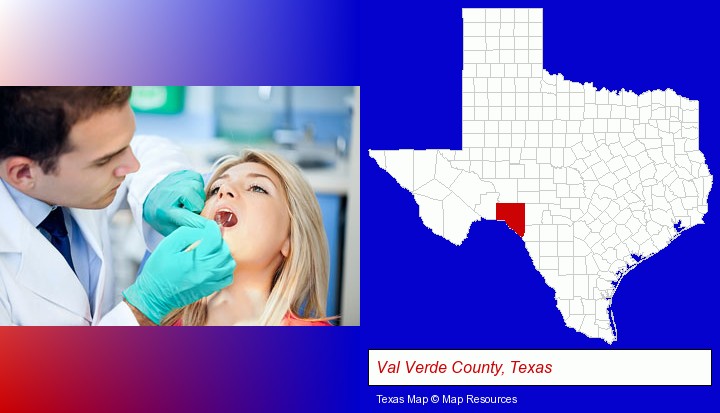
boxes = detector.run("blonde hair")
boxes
[162,149,330,326]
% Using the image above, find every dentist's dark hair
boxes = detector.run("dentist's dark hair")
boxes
[0,87,132,174]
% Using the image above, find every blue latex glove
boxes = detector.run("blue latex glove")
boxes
[143,170,207,236]
[123,219,236,324]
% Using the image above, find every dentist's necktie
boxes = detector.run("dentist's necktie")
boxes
[38,207,76,273]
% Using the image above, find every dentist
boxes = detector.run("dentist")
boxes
[0,87,235,325]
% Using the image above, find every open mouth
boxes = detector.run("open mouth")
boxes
[214,208,238,228]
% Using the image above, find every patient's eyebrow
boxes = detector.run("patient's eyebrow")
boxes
[247,172,278,189]
[211,171,279,190]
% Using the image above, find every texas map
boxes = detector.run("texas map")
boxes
[369,8,712,343]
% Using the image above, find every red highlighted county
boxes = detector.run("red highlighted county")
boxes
[496,203,525,238]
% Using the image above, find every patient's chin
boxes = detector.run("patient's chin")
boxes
[223,241,241,265]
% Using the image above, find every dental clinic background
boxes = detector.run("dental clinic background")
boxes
[1,0,718,412]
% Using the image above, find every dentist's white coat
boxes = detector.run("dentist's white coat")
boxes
[0,135,189,325]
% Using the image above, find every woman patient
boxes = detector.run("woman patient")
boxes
[162,149,332,326]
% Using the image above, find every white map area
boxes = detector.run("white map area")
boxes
[369,8,713,343]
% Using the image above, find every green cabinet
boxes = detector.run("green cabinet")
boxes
[131,87,185,114]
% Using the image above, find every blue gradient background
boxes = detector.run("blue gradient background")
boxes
[0,0,359,84]
[1,0,718,412]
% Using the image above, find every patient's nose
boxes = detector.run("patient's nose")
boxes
[218,186,235,199]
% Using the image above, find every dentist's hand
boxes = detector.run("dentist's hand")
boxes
[123,219,235,324]
[143,170,207,236]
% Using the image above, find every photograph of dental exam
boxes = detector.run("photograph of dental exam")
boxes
[0,86,359,326]
[120,86,359,326]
